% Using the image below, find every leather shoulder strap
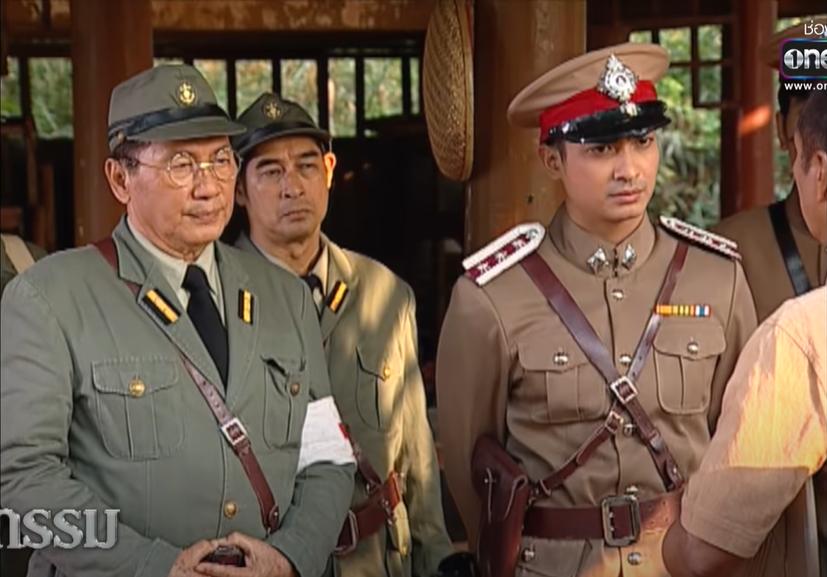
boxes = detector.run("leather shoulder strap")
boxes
[521,243,688,492]
[1,234,36,273]
[93,238,280,533]
[769,200,811,296]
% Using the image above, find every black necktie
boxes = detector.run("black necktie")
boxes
[183,265,229,386]
[302,273,324,313]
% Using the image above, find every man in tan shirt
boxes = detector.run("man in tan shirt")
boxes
[436,43,756,577]
[662,83,827,577]
[714,18,827,321]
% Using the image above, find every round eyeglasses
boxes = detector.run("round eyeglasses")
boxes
[120,147,239,187]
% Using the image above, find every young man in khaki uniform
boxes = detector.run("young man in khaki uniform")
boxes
[714,18,827,321]
[231,94,457,577]
[436,44,757,577]
[663,86,827,577]
[1,65,355,577]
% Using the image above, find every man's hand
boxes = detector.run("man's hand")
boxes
[168,540,223,577]
[196,532,297,577]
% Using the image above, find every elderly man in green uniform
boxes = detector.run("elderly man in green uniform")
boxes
[230,93,457,577]
[714,18,827,321]
[437,43,757,577]
[1,65,354,577]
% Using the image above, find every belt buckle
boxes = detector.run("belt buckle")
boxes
[220,417,249,448]
[605,409,625,435]
[334,510,359,557]
[382,473,402,523]
[609,376,638,405]
[601,494,641,547]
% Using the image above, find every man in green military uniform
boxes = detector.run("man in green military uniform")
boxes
[1,65,354,577]
[230,93,456,577]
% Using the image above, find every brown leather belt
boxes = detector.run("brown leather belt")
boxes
[336,472,402,556]
[523,491,682,547]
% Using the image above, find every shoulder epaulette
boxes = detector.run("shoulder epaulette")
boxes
[659,216,741,260]
[463,223,546,286]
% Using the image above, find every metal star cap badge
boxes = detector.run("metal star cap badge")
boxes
[177,81,197,107]
[597,54,640,115]
[263,98,282,120]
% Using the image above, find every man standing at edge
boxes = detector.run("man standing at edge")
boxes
[714,17,827,321]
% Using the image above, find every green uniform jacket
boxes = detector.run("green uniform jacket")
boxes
[238,234,455,577]
[0,220,355,577]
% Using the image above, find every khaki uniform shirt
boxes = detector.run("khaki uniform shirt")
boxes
[681,286,827,576]
[437,209,757,577]
[714,190,827,322]
[238,234,455,577]
[0,219,355,577]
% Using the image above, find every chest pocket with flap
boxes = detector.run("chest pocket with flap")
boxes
[516,340,609,424]
[355,344,402,432]
[263,355,309,449]
[91,357,183,460]
[653,321,726,415]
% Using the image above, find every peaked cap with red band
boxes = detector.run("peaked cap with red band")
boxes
[507,43,671,144]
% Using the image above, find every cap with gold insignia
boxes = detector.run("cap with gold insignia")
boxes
[508,43,671,144]
[759,16,827,68]
[232,93,331,158]
[107,64,245,152]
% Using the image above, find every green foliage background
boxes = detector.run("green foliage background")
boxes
[4,17,822,225]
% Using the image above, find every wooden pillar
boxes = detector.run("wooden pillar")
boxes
[71,0,153,245]
[467,0,586,251]
[732,0,776,214]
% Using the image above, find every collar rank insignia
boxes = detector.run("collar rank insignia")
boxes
[326,281,348,313]
[656,304,711,318]
[238,289,255,324]
[463,222,546,287]
[659,216,741,260]
[143,289,180,325]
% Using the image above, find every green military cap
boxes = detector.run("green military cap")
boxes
[107,64,245,152]
[232,93,331,158]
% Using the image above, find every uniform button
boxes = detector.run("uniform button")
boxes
[627,552,642,565]
[553,351,569,366]
[382,365,392,379]
[289,382,301,396]
[611,288,625,301]
[128,379,146,398]
[687,340,700,355]
[521,547,535,562]
[619,354,632,367]
[625,485,639,495]
[223,501,238,519]
[622,422,636,437]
